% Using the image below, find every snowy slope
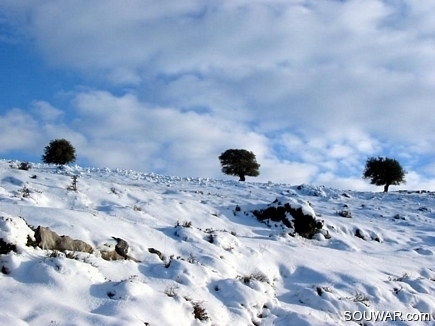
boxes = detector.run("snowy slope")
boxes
[1,160,435,326]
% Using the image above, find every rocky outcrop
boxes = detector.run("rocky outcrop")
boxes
[99,238,140,262]
[148,247,163,260]
[33,226,93,253]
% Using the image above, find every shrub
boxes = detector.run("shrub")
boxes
[174,220,192,228]
[67,175,78,191]
[0,238,17,255]
[164,285,178,297]
[237,271,269,284]
[350,292,370,307]
[253,199,323,239]
[18,162,31,170]
[192,301,209,321]
[42,138,76,165]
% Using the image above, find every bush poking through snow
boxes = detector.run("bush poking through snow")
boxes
[9,161,32,170]
[65,251,79,259]
[67,175,78,191]
[349,292,370,307]
[175,220,192,228]
[46,250,62,258]
[20,186,30,198]
[0,238,17,255]
[192,301,209,321]
[164,285,179,297]
[187,253,198,264]
[18,162,31,170]
[183,220,192,228]
[388,272,409,282]
[252,198,323,239]
[237,270,270,284]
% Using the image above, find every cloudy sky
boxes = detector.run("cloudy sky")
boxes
[1,0,435,190]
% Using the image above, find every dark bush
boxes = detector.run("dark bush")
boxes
[18,162,31,170]
[253,199,323,239]
[0,238,17,255]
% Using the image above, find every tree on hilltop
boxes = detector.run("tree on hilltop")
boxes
[362,156,406,192]
[42,139,77,166]
[218,149,260,181]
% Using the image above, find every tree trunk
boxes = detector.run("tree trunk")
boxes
[384,184,389,192]
[239,174,246,181]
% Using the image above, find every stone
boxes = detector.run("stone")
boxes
[33,226,93,253]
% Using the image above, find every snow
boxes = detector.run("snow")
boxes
[1,160,435,325]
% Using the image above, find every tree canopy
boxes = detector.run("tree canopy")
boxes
[218,149,260,181]
[42,139,77,166]
[362,156,406,192]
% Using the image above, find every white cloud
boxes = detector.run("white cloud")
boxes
[402,171,435,191]
[69,90,271,177]
[31,101,64,121]
[314,172,379,192]
[0,109,42,152]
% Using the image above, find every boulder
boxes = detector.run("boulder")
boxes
[34,226,93,253]
[100,250,125,261]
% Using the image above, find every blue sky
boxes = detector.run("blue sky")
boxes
[1,0,435,190]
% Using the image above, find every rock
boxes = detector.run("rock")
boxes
[112,237,129,259]
[148,248,163,260]
[354,228,366,240]
[99,237,140,262]
[100,250,126,261]
[33,226,93,253]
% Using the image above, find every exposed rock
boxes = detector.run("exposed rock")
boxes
[354,228,366,240]
[338,209,352,218]
[112,237,129,259]
[148,248,163,260]
[100,250,126,261]
[393,214,406,220]
[33,226,93,253]
[98,239,140,262]
[296,184,327,197]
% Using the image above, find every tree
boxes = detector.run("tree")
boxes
[218,149,260,181]
[362,156,406,192]
[42,139,77,166]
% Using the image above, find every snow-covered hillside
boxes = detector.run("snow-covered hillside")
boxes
[1,160,435,326]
